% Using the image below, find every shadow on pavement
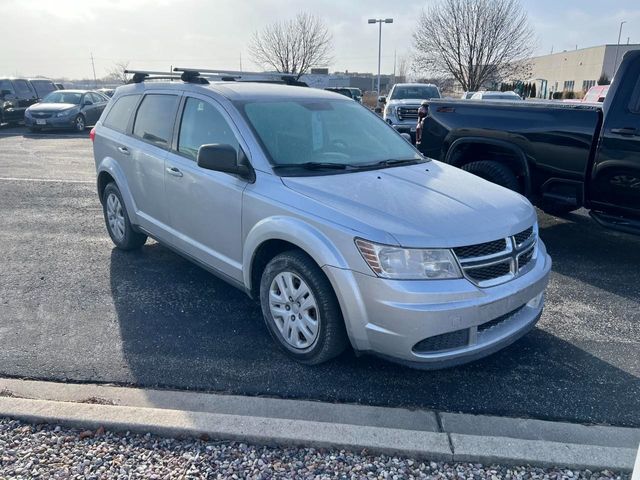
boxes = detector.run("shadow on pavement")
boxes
[109,239,640,427]
[0,124,90,140]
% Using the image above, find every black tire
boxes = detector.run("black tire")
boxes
[259,250,348,365]
[102,182,147,250]
[73,114,86,132]
[462,160,520,192]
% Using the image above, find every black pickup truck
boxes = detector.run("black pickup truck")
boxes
[421,50,640,235]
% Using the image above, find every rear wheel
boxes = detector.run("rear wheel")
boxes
[259,250,348,365]
[102,183,147,250]
[462,160,520,192]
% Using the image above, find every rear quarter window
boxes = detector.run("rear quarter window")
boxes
[102,94,141,133]
[30,80,56,98]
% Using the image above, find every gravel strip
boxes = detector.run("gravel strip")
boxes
[0,418,631,479]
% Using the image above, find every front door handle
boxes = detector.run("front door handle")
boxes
[166,166,183,177]
[610,127,638,136]
[117,146,130,155]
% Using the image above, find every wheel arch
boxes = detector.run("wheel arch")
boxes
[243,217,350,299]
[96,159,137,222]
[445,137,532,196]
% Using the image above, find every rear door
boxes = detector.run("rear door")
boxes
[588,57,640,216]
[122,92,181,236]
[163,94,246,281]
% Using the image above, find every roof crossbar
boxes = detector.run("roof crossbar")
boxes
[173,67,307,87]
[123,70,182,84]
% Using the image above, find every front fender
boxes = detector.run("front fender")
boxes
[96,158,138,225]
[242,216,350,291]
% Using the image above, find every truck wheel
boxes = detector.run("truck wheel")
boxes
[102,183,147,250]
[260,250,348,365]
[462,161,520,192]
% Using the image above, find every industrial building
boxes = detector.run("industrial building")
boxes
[528,43,640,98]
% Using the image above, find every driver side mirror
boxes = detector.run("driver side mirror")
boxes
[197,144,255,182]
[1,89,12,97]
[84,100,93,106]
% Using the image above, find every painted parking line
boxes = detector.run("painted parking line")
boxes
[0,176,94,184]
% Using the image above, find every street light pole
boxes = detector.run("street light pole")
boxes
[368,18,393,97]
[613,21,627,77]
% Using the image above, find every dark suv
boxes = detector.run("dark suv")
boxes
[0,78,38,125]
[28,78,58,101]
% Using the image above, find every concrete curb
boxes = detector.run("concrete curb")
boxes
[0,378,638,471]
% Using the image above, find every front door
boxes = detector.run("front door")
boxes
[588,57,640,217]
[164,94,247,282]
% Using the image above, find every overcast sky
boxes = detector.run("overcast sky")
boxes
[4,0,640,79]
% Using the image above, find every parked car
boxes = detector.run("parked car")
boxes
[25,90,109,132]
[381,83,441,141]
[0,77,38,125]
[582,85,609,103]
[470,91,522,101]
[92,72,550,368]
[421,50,640,235]
[28,78,58,101]
[460,92,476,99]
[97,87,116,98]
[324,87,362,103]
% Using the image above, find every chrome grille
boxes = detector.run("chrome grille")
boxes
[397,106,419,121]
[454,226,537,287]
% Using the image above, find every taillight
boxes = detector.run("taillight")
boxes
[89,127,96,142]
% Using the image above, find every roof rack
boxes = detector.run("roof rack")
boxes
[173,67,308,87]
[124,70,183,84]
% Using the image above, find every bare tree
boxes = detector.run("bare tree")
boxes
[413,0,534,92]
[106,61,130,84]
[249,13,332,79]
[396,54,410,82]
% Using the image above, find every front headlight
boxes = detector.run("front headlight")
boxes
[56,108,75,117]
[355,239,462,280]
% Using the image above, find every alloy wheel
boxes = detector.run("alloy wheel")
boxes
[106,193,125,242]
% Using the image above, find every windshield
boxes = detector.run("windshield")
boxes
[42,91,82,104]
[390,85,439,100]
[240,99,422,172]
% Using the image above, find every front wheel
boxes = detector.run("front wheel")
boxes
[102,183,147,250]
[259,250,348,365]
[73,114,86,132]
[462,160,520,192]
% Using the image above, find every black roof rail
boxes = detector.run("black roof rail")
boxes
[124,70,182,84]
[173,67,308,87]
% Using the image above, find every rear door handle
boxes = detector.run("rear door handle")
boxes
[117,146,130,155]
[610,127,638,136]
[166,166,183,177]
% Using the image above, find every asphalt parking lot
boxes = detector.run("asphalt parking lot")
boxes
[1,126,639,428]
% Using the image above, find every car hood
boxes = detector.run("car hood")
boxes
[28,103,78,112]
[281,161,536,248]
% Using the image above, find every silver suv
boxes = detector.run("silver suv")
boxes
[92,75,551,368]
[382,83,441,140]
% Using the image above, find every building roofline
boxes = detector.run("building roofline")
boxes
[530,43,640,60]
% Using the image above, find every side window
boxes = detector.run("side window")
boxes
[103,94,141,133]
[0,80,14,94]
[89,93,102,103]
[629,77,640,114]
[177,97,239,160]
[133,94,180,147]
[14,80,32,96]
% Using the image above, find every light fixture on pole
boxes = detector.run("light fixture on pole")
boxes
[613,21,627,77]
[368,18,393,97]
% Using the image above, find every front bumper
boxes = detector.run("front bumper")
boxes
[25,114,76,129]
[323,240,551,369]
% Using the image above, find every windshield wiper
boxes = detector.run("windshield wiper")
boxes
[352,158,425,170]
[273,162,350,171]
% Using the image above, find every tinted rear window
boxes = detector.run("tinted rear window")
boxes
[103,95,141,132]
[14,80,33,96]
[30,80,56,98]
[133,94,180,147]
